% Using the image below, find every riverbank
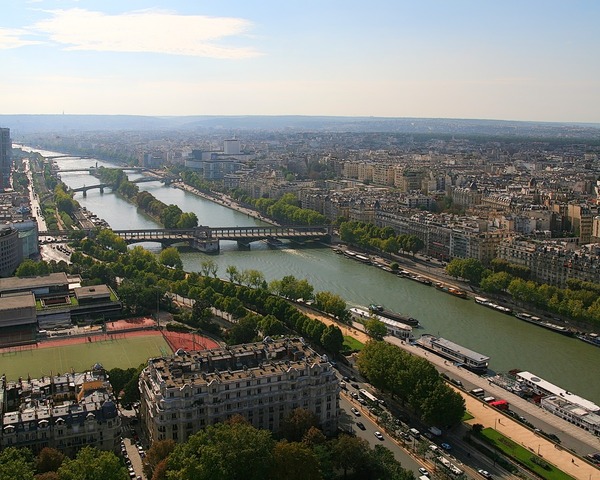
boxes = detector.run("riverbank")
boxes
[173,182,279,226]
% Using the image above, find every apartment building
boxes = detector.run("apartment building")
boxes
[139,338,339,444]
[0,365,121,455]
[496,239,600,287]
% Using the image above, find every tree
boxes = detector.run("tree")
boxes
[364,317,388,340]
[143,440,176,480]
[0,447,35,480]
[177,212,198,228]
[419,382,465,427]
[227,316,258,345]
[200,259,218,278]
[271,441,322,480]
[161,204,183,228]
[165,419,275,480]
[159,247,183,270]
[320,325,344,355]
[226,265,239,283]
[281,408,319,442]
[331,435,371,479]
[36,447,65,474]
[57,447,128,480]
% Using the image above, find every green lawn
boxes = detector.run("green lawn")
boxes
[342,335,365,352]
[462,411,474,421]
[0,335,172,381]
[480,428,575,480]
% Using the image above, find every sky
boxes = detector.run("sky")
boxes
[1,0,599,123]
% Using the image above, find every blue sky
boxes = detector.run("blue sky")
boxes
[1,0,599,122]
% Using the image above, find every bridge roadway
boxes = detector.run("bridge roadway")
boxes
[57,167,147,173]
[39,226,332,252]
[69,175,177,194]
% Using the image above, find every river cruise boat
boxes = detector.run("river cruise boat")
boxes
[416,334,490,374]
[368,304,420,327]
[513,312,574,336]
[350,307,413,341]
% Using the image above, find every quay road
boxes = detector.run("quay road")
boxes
[297,304,599,478]
[384,336,600,479]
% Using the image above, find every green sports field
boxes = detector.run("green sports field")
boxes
[0,335,173,381]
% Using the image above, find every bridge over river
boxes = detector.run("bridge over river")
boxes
[41,226,332,252]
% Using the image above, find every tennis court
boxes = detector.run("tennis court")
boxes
[0,333,173,381]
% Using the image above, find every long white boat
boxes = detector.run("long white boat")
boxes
[350,307,413,341]
[416,334,490,374]
[474,296,512,314]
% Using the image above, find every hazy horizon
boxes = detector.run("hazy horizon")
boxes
[2,1,599,123]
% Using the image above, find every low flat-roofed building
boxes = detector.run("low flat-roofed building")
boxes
[0,272,73,296]
[0,292,36,327]
[74,285,111,303]
[0,292,37,346]
[139,337,339,444]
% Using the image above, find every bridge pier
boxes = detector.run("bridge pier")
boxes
[192,238,220,253]
[82,190,87,197]
[99,186,104,193]
[236,240,251,250]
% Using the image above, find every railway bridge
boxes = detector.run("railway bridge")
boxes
[112,225,332,252]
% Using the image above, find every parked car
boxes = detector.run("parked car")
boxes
[356,422,366,430]
[477,469,492,479]
[418,468,430,476]
[374,431,384,440]
[351,407,361,416]
[441,442,452,451]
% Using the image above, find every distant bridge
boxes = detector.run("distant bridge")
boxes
[45,155,93,160]
[70,175,178,195]
[110,225,332,252]
[58,167,148,173]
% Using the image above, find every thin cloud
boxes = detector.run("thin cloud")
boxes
[31,8,261,58]
[0,28,42,49]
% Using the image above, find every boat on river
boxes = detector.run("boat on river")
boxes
[577,333,600,347]
[474,296,512,315]
[435,282,468,299]
[514,312,575,337]
[416,334,490,374]
[342,250,372,265]
[350,307,413,341]
[368,304,420,327]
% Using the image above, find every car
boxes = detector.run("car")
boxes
[440,442,452,450]
[351,407,361,416]
[418,468,430,476]
[374,431,384,440]
[428,444,439,453]
[342,376,350,382]
[356,422,366,430]
[450,378,463,387]
[477,469,492,479]
[351,383,360,389]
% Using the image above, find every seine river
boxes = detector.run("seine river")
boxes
[26,148,600,404]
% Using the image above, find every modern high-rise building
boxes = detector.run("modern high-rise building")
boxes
[0,128,12,190]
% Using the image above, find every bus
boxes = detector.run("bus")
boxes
[358,389,380,405]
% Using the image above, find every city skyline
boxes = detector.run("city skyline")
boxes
[1,1,599,123]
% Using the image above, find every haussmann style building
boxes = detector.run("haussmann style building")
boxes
[139,337,340,444]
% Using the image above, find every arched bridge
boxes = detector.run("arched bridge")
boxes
[113,225,333,252]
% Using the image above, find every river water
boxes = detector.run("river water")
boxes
[25,148,600,404]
